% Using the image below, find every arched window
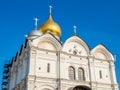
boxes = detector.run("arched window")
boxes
[78,68,85,81]
[69,66,75,80]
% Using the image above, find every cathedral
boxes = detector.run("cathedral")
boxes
[2,6,118,90]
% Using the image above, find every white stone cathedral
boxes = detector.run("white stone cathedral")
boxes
[8,7,118,90]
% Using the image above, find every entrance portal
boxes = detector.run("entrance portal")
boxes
[73,86,91,90]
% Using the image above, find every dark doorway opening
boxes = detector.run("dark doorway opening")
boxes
[73,86,91,90]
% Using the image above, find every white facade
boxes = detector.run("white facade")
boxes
[8,13,118,90]
[8,33,118,90]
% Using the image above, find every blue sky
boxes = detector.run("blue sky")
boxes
[0,0,120,88]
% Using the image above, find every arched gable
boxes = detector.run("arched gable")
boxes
[31,33,62,51]
[62,36,90,56]
[38,41,57,51]
[91,44,114,60]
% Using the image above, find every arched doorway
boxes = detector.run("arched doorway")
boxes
[42,89,51,90]
[36,85,55,90]
[73,86,91,90]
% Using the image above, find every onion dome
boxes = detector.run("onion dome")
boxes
[39,14,61,37]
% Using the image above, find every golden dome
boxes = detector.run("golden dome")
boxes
[39,14,61,37]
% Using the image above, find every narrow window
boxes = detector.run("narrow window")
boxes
[99,70,102,79]
[78,68,85,81]
[69,66,75,80]
[47,63,50,73]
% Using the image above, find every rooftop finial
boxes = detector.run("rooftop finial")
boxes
[34,18,38,30]
[73,25,77,36]
[49,5,52,15]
